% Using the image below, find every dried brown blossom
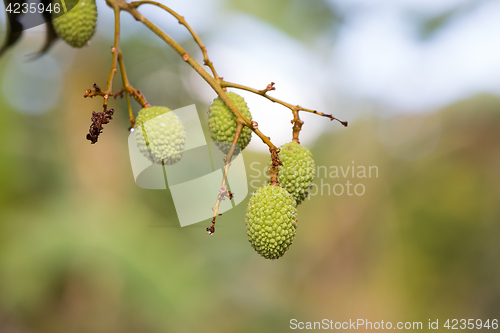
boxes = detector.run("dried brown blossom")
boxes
[86,108,114,144]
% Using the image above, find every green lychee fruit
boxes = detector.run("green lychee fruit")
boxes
[134,106,186,165]
[52,0,98,48]
[207,92,252,155]
[271,141,316,205]
[245,184,298,260]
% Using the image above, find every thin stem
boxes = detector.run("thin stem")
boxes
[85,53,150,129]
[85,2,150,131]
[207,121,244,235]
[117,51,151,128]
[129,0,220,80]
[104,6,121,110]
[117,51,135,128]
[221,80,348,127]
[291,109,304,144]
[269,146,282,186]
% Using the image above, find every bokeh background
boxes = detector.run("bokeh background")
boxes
[1,0,499,332]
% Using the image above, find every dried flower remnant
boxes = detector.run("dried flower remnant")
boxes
[86,108,114,144]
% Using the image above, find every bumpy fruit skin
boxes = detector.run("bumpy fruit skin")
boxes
[272,142,316,205]
[207,92,252,154]
[245,185,298,260]
[52,0,97,48]
[134,106,186,165]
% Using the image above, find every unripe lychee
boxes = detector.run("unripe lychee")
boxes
[52,0,98,48]
[245,184,298,260]
[134,106,186,165]
[271,141,316,205]
[207,92,252,155]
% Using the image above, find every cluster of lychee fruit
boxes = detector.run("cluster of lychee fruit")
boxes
[54,1,316,260]
[133,92,315,260]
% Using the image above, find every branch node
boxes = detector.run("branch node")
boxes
[84,84,105,98]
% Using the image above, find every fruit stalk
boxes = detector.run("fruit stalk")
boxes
[103,6,121,112]
[208,121,244,235]
[117,51,150,129]
[269,146,282,186]
[117,50,135,128]
[291,109,304,143]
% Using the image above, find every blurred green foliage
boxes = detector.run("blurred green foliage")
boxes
[0,1,499,332]
[416,0,492,39]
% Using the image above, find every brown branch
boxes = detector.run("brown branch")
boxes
[221,80,348,127]
[84,79,149,128]
[308,109,348,126]
[102,6,122,111]
[117,1,279,153]
[129,0,220,80]
[84,53,150,132]
[83,1,150,136]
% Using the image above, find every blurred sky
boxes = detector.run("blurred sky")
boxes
[1,0,500,150]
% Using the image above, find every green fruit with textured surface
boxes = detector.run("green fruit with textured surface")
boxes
[207,92,252,155]
[134,106,186,165]
[52,0,97,48]
[271,141,316,205]
[245,184,298,260]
